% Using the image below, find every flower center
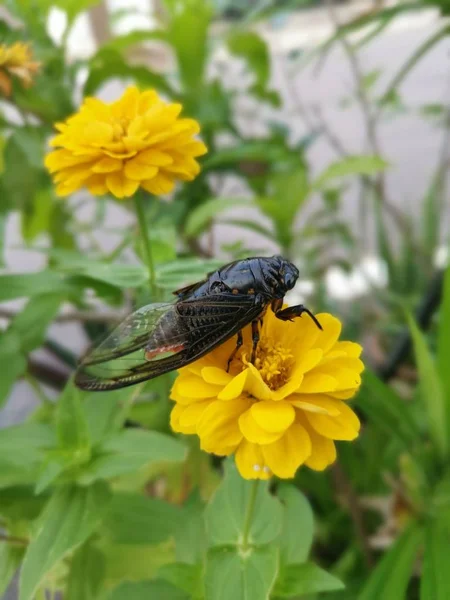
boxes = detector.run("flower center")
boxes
[232,338,294,390]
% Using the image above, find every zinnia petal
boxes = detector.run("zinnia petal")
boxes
[239,408,284,445]
[261,424,312,478]
[235,440,271,480]
[251,400,295,433]
[306,400,360,440]
[44,87,206,199]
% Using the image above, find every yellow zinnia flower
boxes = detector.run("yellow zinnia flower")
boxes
[45,86,207,199]
[0,42,40,96]
[170,308,364,480]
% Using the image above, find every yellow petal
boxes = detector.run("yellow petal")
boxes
[141,172,174,195]
[247,363,273,401]
[235,440,271,480]
[304,426,337,471]
[262,424,311,478]
[271,365,303,401]
[170,403,185,433]
[251,401,295,433]
[179,400,212,429]
[136,149,173,166]
[314,313,342,354]
[197,398,249,452]
[176,375,222,398]
[201,366,233,386]
[82,121,114,145]
[85,174,108,196]
[124,159,158,181]
[300,372,337,394]
[181,140,208,157]
[92,157,123,173]
[331,341,363,358]
[105,172,139,199]
[290,394,341,416]
[238,408,284,445]
[330,388,359,400]
[218,368,249,400]
[306,400,360,440]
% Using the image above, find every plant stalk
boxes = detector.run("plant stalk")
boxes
[241,479,260,551]
[134,192,158,298]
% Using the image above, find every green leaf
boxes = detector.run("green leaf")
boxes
[358,370,420,449]
[51,0,99,24]
[175,491,207,564]
[420,174,445,259]
[56,259,148,289]
[312,155,389,191]
[184,198,248,238]
[21,187,54,243]
[102,493,182,545]
[406,310,447,460]
[107,579,189,600]
[205,460,283,548]
[84,48,173,97]
[273,562,344,596]
[421,515,450,599]
[9,293,64,353]
[0,486,47,522]
[78,429,186,484]
[156,258,224,290]
[0,330,27,408]
[202,141,293,172]
[0,544,24,597]
[221,218,275,242]
[19,482,111,600]
[204,545,278,600]
[227,31,276,104]
[359,522,423,600]
[437,266,450,435]
[0,424,55,488]
[82,388,134,445]
[66,542,105,600]
[158,562,204,599]
[277,484,314,564]
[56,382,91,456]
[0,271,72,302]
[166,0,212,92]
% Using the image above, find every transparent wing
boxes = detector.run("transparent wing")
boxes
[75,294,263,392]
[80,302,174,367]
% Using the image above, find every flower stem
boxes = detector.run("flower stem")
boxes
[241,479,260,551]
[134,192,157,298]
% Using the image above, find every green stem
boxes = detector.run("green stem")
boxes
[241,479,260,551]
[134,192,157,298]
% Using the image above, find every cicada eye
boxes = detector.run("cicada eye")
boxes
[284,272,296,290]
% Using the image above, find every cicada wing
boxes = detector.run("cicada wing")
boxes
[79,302,175,367]
[75,293,264,391]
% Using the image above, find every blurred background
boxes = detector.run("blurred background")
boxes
[1,0,450,598]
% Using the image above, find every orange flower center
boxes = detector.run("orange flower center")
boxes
[231,338,294,390]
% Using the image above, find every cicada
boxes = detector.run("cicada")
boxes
[75,255,322,391]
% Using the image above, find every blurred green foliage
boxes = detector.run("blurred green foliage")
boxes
[1,0,450,598]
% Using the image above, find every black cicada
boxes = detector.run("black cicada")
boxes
[75,255,322,391]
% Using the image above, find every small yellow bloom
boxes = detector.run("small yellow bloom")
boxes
[0,42,40,96]
[44,86,207,199]
[170,309,364,480]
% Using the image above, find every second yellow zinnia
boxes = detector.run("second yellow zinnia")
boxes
[170,308,364,480]
[45,86,207,199]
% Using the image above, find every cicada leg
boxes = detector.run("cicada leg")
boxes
[250,320,260,364]
[275,304,323,330]
[226,329,243,372]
